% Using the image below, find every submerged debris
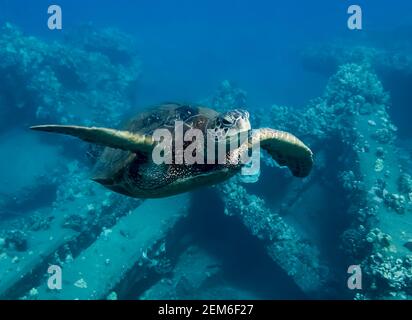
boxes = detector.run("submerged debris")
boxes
[1,20,412,301]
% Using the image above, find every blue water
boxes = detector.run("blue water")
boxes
[0,0,412,300]
[2,0,411,107]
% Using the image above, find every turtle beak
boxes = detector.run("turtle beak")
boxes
[233,109,251,133]
[237,117,251,133]
[225,117,251,146]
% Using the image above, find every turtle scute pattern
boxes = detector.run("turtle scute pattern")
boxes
[125,103,215,136]
[94,103,227,195]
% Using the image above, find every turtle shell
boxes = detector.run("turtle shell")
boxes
[125,102,218,135]
[91,103,220,196]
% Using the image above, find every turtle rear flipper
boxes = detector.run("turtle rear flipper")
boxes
[252,128,313,178]
[30,125,155,154]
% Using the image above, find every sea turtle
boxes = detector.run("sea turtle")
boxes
[31,103,313,198]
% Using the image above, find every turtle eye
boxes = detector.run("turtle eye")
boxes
[222,117,233,126]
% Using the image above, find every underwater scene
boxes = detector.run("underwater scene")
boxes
[0,0,412,301]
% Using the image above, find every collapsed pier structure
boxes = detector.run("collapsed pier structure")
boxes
[0,25,411,299]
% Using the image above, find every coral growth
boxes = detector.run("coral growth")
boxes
[302,43,412,77]
[361,253,412,299]
[219,178,327,295]
[1,20,411,300]
[248,61,410,299]
[4,230,28,252]
[0,23,140,131]
[208,80,248,112]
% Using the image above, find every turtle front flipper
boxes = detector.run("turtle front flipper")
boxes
[251,128,313,178]
[30,125,155,154]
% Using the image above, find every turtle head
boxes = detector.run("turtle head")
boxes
[211,109,251,141]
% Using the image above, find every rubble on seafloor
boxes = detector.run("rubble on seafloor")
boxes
[0,23,411,299]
